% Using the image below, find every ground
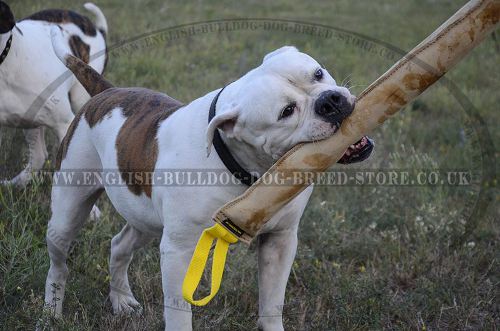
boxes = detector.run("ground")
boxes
[0,0,498,330]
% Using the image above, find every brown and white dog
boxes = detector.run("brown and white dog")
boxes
[45,27,374,330]
[0,1,107,187]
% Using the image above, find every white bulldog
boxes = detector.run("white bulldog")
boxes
[45,28,373,331]
[0,1,107,186]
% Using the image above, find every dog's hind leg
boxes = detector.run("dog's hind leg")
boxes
[53,95,104,221]
[44,185,103,317]
[44,119,103,317]
[109,223,152,314]
[8,127,48,187]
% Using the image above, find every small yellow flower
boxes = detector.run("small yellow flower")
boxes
[359,265,366,273]
[332,262,341,269]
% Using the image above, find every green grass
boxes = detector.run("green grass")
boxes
[1,0,499,330]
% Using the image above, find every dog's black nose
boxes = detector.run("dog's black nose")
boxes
[314,90,353,121]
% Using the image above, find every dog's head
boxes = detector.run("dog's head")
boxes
[0,1,15,34]
[207,46,373,164]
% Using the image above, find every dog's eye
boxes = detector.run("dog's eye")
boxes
[314,68,323,80]
[279,103,296,120]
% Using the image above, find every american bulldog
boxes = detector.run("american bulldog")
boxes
[0,1,107,187]
[45,28,374,331]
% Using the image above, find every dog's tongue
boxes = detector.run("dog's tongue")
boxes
[337,136,374,164]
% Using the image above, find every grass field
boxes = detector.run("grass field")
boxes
[0,0,499,330]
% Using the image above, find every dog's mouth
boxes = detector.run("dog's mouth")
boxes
[337,136,374,164]
[307,122,374,164]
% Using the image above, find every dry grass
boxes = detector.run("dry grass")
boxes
[1,0,498,330]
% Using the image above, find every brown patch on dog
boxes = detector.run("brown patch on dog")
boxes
[83,88,165,127]
[478,2,500,32]
[69,35,90,63]
[56,87,182,191]
[56,109,84,170]
[22,9,97,36]
[83,88,122,126]
[109,88,183,197]
[65,55,113,98]
[302,153,334,169]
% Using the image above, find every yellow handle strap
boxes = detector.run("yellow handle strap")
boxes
[182,224,238,306]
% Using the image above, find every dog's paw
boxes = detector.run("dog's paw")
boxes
[110,291,143,315]
[2,170,31,188]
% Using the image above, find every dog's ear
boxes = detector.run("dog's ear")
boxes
[0,1,15,34]
[263,46,299,63]
[205,108,240,157]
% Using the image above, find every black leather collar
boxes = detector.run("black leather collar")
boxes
[208,87,260,186]
[0,34,12,65]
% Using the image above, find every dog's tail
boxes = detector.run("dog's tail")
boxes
[51,26,113,97]
[83,2,108,36]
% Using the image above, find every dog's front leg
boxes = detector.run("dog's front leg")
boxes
[159,228,196,331]
[257,229,298,331]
